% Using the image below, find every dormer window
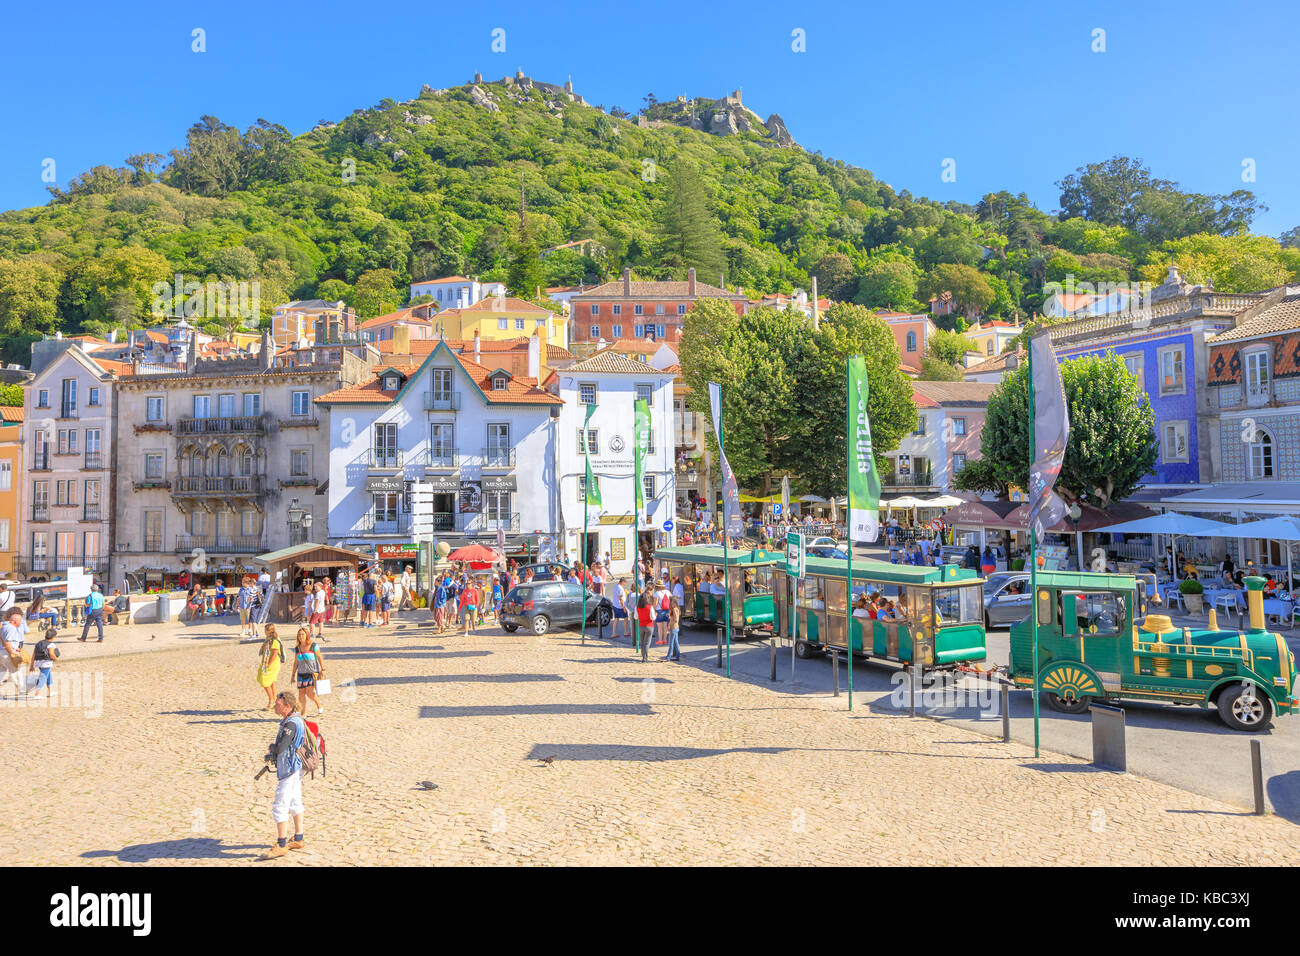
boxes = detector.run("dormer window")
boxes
[492,375,508,391]
[384,375,400,391]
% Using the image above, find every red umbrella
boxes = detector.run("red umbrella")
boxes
[447,544,501,565]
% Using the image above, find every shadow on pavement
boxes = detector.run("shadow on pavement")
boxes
[356,673,564,685]
[324,650,491,661]
[420,703,654,718]
[1267,770,1300,824]
[1020,762,1112,774]
[611,676,673,684]
[525,743,791,762]
[83,839,265,862]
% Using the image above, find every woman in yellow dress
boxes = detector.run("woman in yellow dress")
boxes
[256,624,284,710]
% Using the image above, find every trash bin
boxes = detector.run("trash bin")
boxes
[156,594,170,624]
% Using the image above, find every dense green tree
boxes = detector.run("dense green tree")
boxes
[679,299,803,490]
[0,383,22,406]
[978,353,1158,506]
[928,329,978,366]
[350,268,401,318]
[506,234,546,299]
[853,259,919,311]
[786,303,917,497]
[920,263,995,318]
[811,252,857,301]
[1139,233,1298,292]
[952,456,1008,497]
[918,355,964,381]
[654,162,725,279]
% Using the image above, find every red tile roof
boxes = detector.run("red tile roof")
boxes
[0,406,23,423]
[90,358,134,377]
[316,352,558,406]
[412,275,472,284]
[458,297,553,314]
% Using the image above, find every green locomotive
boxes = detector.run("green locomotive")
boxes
[1009,572,1297,731]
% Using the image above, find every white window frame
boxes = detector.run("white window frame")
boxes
[243,392,261,417]
[290,447,311,477]
[952,417,967,436]
[590,325,601,338]
[1244,347,1271,405]
[612,324,623,339]
[1248,425,1274,479]
[1162,420,1189,463]
[144,452,164,480]
[1158,345,1185,396]
[1121,352,1144,392]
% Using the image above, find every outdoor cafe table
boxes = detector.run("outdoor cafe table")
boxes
[1203,588,1244,621]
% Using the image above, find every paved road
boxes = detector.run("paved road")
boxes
[646,540,1300,822]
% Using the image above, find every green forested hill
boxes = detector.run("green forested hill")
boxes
[0,78,1296,362]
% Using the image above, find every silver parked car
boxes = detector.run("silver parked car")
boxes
[983,572,1030,628]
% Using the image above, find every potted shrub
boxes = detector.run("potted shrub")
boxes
[1179,577,1204,613]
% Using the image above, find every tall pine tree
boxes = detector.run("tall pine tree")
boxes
[655,162,725,280]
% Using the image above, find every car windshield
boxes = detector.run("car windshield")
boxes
[983,573,1018,595]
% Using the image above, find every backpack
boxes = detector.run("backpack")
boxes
[297,717,324,778]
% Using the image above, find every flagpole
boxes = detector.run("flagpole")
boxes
[581,412,590,646]
[1028,345,1041,758]
[845,358,854,711]
[720,409,732,678]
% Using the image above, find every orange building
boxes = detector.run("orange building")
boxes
[0,406,23,578]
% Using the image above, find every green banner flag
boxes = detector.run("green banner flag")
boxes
[634,397,649,524]
[583,404,601,506]
[847,355,881,542]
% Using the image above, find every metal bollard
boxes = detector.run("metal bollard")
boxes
[831,649,839,697]
[770,638,777,682]
[1001,683,1010,743]
[909,665,917,717]
[1089,702,1126,772]
[716,628,723,669]
[1251,739,1265,815]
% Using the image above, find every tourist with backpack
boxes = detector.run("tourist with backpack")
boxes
[293,627,326,716]
[261,691,313,859]
[257,624,285,711]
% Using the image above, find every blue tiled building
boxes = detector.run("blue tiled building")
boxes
[1047,268,1264,496]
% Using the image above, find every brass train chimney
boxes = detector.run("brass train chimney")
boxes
[1243,576,1266,633]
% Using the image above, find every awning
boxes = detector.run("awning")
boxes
[943,500,1021,529]
[1162,481,1300,514]
[1099,512,1239,537]
[1005,500,1154,534]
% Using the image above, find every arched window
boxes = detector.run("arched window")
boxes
[236,446,255,476]
[905,331,917,352]
[213,448,229,476]
[1249,427,1274,479]
[188,451,204,478]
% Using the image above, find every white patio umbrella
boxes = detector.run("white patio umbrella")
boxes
[1101,512,1239,582]
[923,494,965,508]
[1230,516,1300,601]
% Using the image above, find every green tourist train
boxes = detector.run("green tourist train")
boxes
[1009,572,1297,732]
[654,545,780,637]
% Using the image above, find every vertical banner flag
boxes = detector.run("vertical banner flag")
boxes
[584,404,601,507]
[1027,331,1070,541]
[846,356,881,543]
[634,397,649,526]
[707,382,744,538]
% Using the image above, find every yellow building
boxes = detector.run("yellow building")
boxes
[0,406,23,579]
[434,298,568,351]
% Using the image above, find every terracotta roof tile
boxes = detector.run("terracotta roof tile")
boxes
[459,297,551,314]
[0,406,23,423]
[90,358,133,377]
[1209,293,1300,343]
[566,349,667,375]
[574,279,746,300]
[911,380,998,405]
[963,349,1022,376]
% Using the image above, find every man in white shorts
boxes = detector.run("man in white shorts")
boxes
[263,691,307,859]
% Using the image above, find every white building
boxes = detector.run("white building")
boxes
[22,341,126,582]
[317,336,562,576]
[555,350,675,574]
[408,276,506,310]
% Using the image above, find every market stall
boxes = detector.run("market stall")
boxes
[254,543,374,624]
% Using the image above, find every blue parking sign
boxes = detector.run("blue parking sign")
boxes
[773,504,782,516]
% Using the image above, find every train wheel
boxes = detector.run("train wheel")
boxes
[795,640,818,659]
[1042,691,1091,714]
[1217,683,1274,732]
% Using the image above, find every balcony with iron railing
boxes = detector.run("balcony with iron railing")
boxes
[424,390,462,411]
[172,475,267,497]
[82,505,101,522]
[426,445,459,469]
[481,445,516,469]
[31,505,49,522]
[17,553,103,573]
[30,453,50,471]
[417,512,520,534]
[882,472,936,488]
[175,415,265,437]
[369,448,405,470]
[84,450,103,469]
[359,511,414,535]
[174,535,263,554]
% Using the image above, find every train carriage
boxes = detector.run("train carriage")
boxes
[773,556,988,673]
[654,545,781,638]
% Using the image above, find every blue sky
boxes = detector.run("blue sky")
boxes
[2,0,1297,235]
